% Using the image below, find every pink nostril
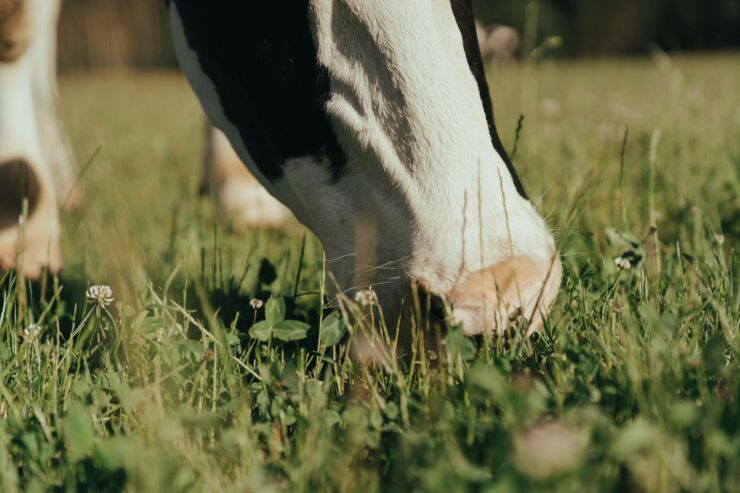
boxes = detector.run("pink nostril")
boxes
[0,158,42,230]
[0,158,63,277]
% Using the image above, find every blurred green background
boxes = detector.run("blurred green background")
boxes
[57,0,740,71]
[473,0,740,55]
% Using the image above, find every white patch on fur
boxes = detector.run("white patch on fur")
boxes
[0,0,74,199]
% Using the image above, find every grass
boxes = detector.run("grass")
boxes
[1,53,738,492]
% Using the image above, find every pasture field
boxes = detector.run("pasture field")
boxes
[1,54,738,492]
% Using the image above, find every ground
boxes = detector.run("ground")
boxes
[0,54,738,492]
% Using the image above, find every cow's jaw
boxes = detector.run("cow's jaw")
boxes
[0,0,71,277]
[170,0,561,336]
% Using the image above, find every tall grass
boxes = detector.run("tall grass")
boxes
[0,54,738,492]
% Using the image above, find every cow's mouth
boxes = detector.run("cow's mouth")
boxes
[447,255,563,337]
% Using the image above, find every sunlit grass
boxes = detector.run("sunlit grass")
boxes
[0,54,738,492]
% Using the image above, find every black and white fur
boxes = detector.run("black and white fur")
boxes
[169,0,561,335]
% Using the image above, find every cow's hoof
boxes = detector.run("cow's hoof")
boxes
[217,178,291,231]
[0,239,63,279]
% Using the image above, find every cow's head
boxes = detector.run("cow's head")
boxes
[0,0,74,277]
[172,0,562,336]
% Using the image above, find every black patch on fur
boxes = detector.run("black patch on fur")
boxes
[170,1,346,182]
[450,0,528,199]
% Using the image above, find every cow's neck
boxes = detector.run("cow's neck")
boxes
[307,1,549,295]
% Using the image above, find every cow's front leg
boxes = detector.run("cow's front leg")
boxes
[203,126,291,230]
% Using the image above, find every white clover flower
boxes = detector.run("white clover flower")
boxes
[87,285,114,307]
[250,298,264,310]
[22,323,42,341]
[354,288,375,307]
[614,257,632,270]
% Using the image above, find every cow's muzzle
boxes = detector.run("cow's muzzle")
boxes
[447,254,563,336]
[0,0,30,63]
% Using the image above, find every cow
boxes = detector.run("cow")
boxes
[1,0,562,337]
[0,0,75,277]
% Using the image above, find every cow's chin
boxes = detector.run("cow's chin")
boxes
[446,255,562,337]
